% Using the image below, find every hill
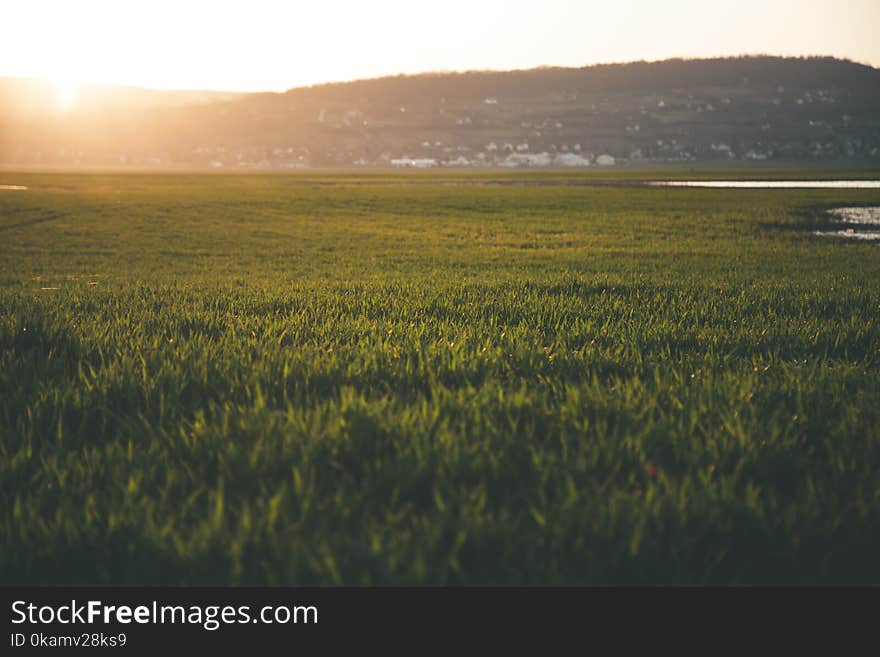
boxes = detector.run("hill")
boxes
[2,56,880,168]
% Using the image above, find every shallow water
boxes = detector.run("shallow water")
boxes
[814,229,880,241]
[826,207,880,226]
[0,185,27,190]
[814,206,880,241]
[651,180,880,189]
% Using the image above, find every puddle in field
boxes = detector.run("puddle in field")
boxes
[0,185,28,190]
[651,180,880,189]
[825,207,880,226]
[814,207,880,241]
[814,229,880,240]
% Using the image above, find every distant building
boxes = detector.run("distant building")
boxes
[503,152,552,167]
[596,154,616,166]
[445,156,472,166]
[554,153,592,167]
[391,157,437,168]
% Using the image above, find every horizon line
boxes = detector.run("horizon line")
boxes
[2,52,878,96]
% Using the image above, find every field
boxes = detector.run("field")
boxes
[2,169,880,585]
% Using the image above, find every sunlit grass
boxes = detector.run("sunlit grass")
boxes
[1,170,880,584]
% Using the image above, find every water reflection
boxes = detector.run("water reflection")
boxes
[814,229,880,241]
[651,180,880,189]
[815,207,880,241]
[826,207,880,225]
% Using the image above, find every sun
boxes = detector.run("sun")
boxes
[54,79,80,113]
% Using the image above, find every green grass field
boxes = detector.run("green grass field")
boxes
[2,170,880,585]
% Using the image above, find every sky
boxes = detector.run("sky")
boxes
[1,0,879,92]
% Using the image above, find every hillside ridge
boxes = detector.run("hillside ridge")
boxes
[2,56,879,168]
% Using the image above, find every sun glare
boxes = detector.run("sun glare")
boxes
[2,1,878,93]
[54,79,79,113]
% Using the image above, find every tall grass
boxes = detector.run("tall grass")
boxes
[1,171,879,584]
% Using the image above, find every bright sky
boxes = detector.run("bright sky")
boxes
[1,0,879,92]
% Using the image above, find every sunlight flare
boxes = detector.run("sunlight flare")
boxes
[54,79,79,113]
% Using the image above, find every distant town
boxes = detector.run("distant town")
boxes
[3,56,879,168]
